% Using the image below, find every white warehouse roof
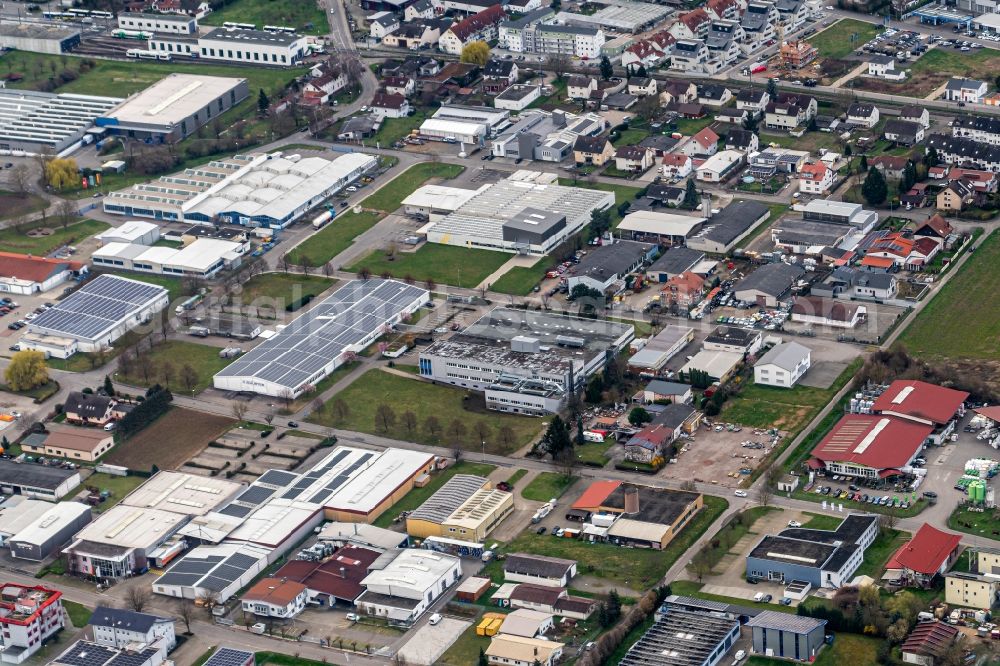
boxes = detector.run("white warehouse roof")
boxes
[117,471,243,516]
[618,210,707,237]
[419,117,487,138]
[96,221,159,244]
[0,497,57,538]
[93,238,244,273]
[361,549,461,592]
[8,502,91,548]
[72,505,186,550]
[105,73,247,127]
[402,184,482,212]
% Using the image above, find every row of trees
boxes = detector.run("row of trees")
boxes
[115,384,172,439]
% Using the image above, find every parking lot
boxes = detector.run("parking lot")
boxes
[0,290,61,358]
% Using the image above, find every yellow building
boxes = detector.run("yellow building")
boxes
[945,572,998,609]
[406,474,492,539]
[978,548,1000,574]
[441,487,514,542]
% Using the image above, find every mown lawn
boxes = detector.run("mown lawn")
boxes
[949,504,1000,540]
[750,633,879,666]
[361,163,464,213]
[801,512,844,530]
[490,258,550,296]
[238,273,335,309]
[348,244,510,289]
[61,473,146,513]
[373,461,496,528]
[115,340,234,395]
[437,630,492,666]
[309,369,547,454]
[0,190,47,220]
[899,231,1000,360]
[856,528,907,578]
[521,473,576,501]
[496,495,728,589]
[201,0,328,34]
[286,210,382,267]
[809,18,881,59]
[62,601,92,628]
[0,218,108,255]
[363,108,432,149]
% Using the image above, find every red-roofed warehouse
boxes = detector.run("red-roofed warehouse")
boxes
[0,251,85,295]
[810,414,933,478]
[873,380,968,428]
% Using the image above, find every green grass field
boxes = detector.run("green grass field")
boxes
[309,369,547,454]
[2,51,304,100]
[949,505,1000,539]
[363,108,431,149]
[899,232,1000,360]
[238,273,334,309]
[748,634,878,666]
[348,244,510,289]
[809,18,881,59]
[201,0,328,34]
[856,528,906,578]
[62,473,145,513]
[673,116,715,136]
[671,581,797,614]
[521,473,575,501]
[115,340,234,395]
[438,631,492,666]
[801,512,844,530]
[0,218,108,255]
[62,601,92,628]
[362,163,464,213]
[0,190,47,220]
[287,210,382,267]
[909,47,1000,82]
[612,127,649,146]
[495,495,728,589]
[373,461,496,528]
[490,258,549,296]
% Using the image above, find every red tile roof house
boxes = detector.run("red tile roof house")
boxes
[871,379,969,443]
[885,524,962,588]
[272,546,382,606]
[901,621,960,666]
[0,252,85,295]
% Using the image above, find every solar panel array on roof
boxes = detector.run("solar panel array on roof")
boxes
[214,279,427,393]
[257,470,298,486]
[234,485,275,506]
[217,503,253,518]
[29,274,167,341]
[158,548,263,591]
[203,648,254,666]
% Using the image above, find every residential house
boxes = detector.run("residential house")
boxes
[733,262,805,307]
[900,105,930,129]
[765,93,817,130]
[615,146,655,173]
[943,78,988,104]
[624,404,698,462]
[706,0,743,21]
[660,80,698,105]
[870,155,910,180]
[951,114,1000,145]
[670,39,718,75]
[621,39,668,69]
[636,379,693,404]
[924,134,1000,172]
[867,55,905,81]
[482,59,517,94]
[669,8,711,41]
[383,75,416,98]
[301,69,348,105]
[790,296,866,328]
[661,153,693,180]
[706,24,741,66]
[438,4,505,55]
[680,126,720,157]
[384,19,448,49]
[507,584,597,620]
[370,92,411,119]
[740,1,778,47]
[644,182,686,207]
[846,102,879,128]
[726,128,759,153]
[716,106,749,125]
[901,621,960,666]
[648,30,676,55]
[661,271,705,309]
[64,392,127,427]
[696,150,744,183]
[799,161,834,194]
[567,75,597,100]
[627,77,657,97]
[241,578,309,619]
[89,607,176,651]
[885,524,962,588]
[405,0,435,20]
[698,83,732,107]
[864,231,920,267]
[812,267,897,301]
[945,571,999,610]
[913,214,953,239]
[638,134,679,157]
[368,11,400,40]
[946,166,998,192]
[573,134,614,166]
[22,426,115,462]
[884,119,924,146]
[485,635,564,666]
[937,179,978,211]
[754,341,811,388]
[776,0,809,29]
[736,88,769,116]
[780,39,817,69]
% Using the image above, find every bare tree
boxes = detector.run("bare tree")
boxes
[264,407,276,426]
[179,364,198,394]
[57,199,78,230]
[231,400,249,423]
[278,388,294,410]
[400,410,417,436]
[159,360,175,388]
[374,403,396,432]
[546,53,572,81]
[10,165,31,196]
[472,421,491,448]
[424,415,442,440]
[880,509,898,533]
[554,447,577,479]
[136,352,154,384]
[330,398,349,422]
[686,547,713,582]
[447,419,467,445]
[497,426,516,451]
[357,266,372,281]
[176,600,194,635]
[452,446,463,464]
[757,482,772,507]
[280,254,291,273]
[322,262,333,277]
[124,586,150,612]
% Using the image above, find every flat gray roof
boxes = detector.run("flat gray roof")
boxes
[202,27,302,45]
[0,459,77,490]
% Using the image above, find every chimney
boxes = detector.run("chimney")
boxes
[623,486,640,515]
[340,567,347,579]
[702,194,712,218]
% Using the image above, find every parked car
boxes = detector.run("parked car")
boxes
[346,613,359,622]
[753,592,764,602]
[287,421,300,428]
[762,594,773,603]
[429,613,442,626]
[787,520,802,527]
[734,490,748,497]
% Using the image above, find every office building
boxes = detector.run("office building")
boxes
[0,584,65,664]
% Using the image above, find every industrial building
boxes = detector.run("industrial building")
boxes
[754,341,812,388]
[402,184,486,220]
[99,73,249,143]
[0,498,55,547]
[418,308,633,414]
[96,221,161,246]
[24,275,169,355]
[746,514,878,589]
[679,349,744,382]
[272,545,383,606]
[0,89,121,154]
[197,28,308,65]
[619,607,741,666]
[560,0,672,33]
[686,200,771,254]
[152,542,271,603]
[419,105,510,145]
[116,471,242,517]
[7,502,91,562]
[103,151,377,228]
[0,459,81,500]
[490,109,605,162]
[0,22,80,54]
[92,238,248,279]
[733,262,806,307]
[357,549,462,626]
[21,425,115,462]
[871,380,968,443]
[422,172,615,254]
[117,12,197,34]
[809,414,934,478]
[406,475,513,542]
[747,612,828,662]
[215,279,428,397]
[618,210,707,246]
[569,481,704,550]
[885,523,962,587]
[566,240,657,293]
[0,252,85,296]
[627,325,694,375]
[503,553,577,588]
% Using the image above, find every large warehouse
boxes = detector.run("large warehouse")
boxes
[418,308,633,414]
[421,172,615,254]
[152,543,271,603]
[103,151,377,228]
[98,73,249,143]
[0,89,121,154]
[92,238,248,279]
[406,474,513,542]
[809,414,933,479]
[8,502,92,562]
[0,22,80,54]
[215,279,428,397]
[24,275,168,355]
[0,460,80,501]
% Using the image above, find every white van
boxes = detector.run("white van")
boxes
[103,422,116,432]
